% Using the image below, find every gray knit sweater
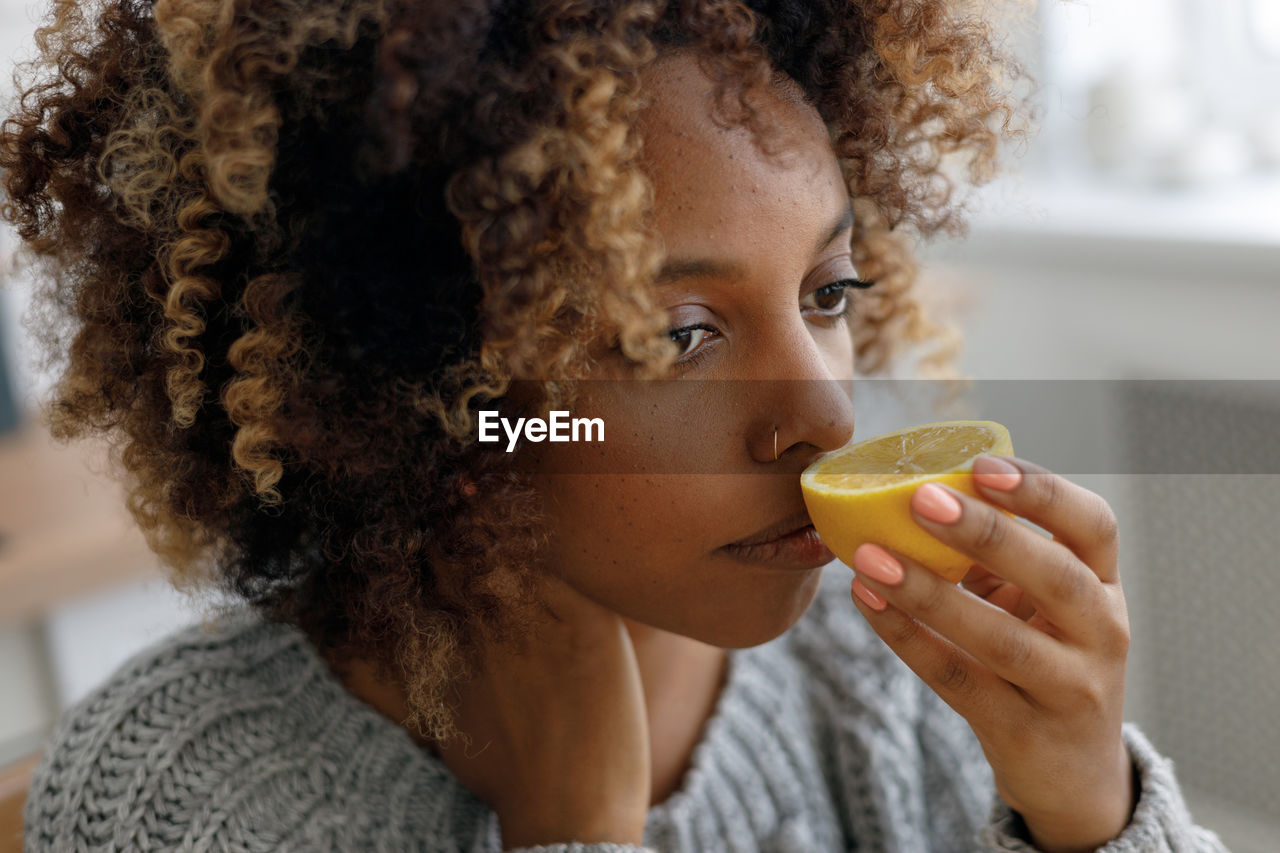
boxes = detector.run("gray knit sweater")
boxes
[24,566,1230,852]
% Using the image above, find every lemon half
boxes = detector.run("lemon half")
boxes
[801,420,1014,583]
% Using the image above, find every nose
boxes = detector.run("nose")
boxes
[752,322,855,465]
[763,377,855,465]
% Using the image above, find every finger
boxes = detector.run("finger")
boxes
[854,544,1069,694]
[910,482,1106,638]
[970,456,1120,584]
[849,575,1022,723]
[960,565,1004,598]
[962,565,1038,621]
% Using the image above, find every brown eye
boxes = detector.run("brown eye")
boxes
[801,278,875,317]
[668,324,715,360]
[813,283,847,312]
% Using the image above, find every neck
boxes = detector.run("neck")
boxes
[621,616,726,728]
[622,617,729,804]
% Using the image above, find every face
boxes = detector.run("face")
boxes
[527,50,859,648]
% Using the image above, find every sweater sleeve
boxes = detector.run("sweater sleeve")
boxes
[977,722,1233,852]
[912,674,1232,853]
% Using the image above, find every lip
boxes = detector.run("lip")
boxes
[729,510,815,547]
[719,511,835,570]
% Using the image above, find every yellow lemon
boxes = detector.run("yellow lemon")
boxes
[801,420,1014,583]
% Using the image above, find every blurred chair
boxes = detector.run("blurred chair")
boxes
[0,751,38,853]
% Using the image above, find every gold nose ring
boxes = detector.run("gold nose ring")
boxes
[773,426,779,461]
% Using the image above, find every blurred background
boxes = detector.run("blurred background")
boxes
[1,0,1278,850]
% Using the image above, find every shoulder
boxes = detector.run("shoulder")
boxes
[23,606,305,849]
[22,604,455,851]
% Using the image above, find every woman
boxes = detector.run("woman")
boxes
[4,0,1228,850]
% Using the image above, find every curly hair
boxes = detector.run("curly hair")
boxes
[1,0,1027,744]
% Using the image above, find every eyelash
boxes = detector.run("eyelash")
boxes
[667,278,876,373]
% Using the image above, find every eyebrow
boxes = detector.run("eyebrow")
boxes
[655,201,855,286]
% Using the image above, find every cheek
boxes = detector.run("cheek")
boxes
[536,474,723,573]
[534,471,735,614]
[519,386,823,642]
[533,473,818,645]
[527,390,741,572]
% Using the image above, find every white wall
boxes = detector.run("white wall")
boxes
[919,176,1280,853]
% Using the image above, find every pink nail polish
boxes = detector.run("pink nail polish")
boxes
[852,577,887,611]
[973,455,1022,491]
[853,543,905,585]
[915,483,962,524]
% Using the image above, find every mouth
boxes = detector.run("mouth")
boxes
[718,509,835,570]
[727,509,816,547]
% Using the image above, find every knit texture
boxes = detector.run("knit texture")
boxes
[24,566,1230,852]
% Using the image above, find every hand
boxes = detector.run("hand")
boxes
[432,570,651,849]
[847,455,1136,853]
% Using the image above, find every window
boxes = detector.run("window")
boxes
[1032,0,1280,186]
[1250,0,1280,58]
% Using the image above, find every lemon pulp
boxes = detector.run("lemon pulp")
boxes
[801,420,1014,583]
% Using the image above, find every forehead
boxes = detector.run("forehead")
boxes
[634,52,847,252]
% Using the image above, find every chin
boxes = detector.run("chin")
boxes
[662,565,827,649]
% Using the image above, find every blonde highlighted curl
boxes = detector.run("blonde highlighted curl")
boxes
[1,0,1028,743]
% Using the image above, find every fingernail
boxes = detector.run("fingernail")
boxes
[973,455,1021,491]
[853,543,905,585]
[914,482,962,524]
[852,577,887,611]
